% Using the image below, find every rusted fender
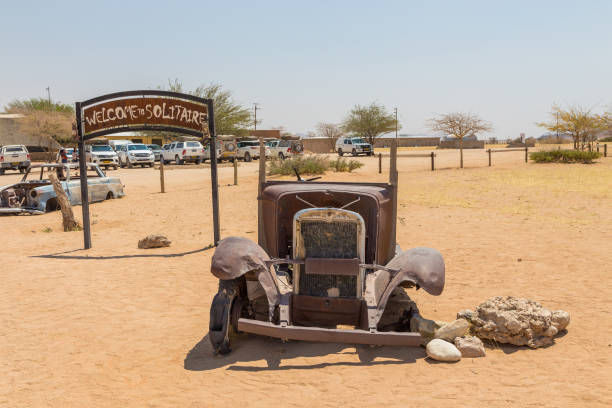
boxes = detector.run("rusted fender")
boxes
[385,247,445,296]
[210,236,280,311]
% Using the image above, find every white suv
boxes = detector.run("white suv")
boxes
[161,141,205,165]
[117,143,155,168]
[85,144,119,170]
[266,139,303,159]
[335,137,373,156]
[236,140,270,162]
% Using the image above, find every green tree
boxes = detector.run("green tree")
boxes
[162,79,252,136]
[5,98,74,113]
[428,112,492,168]
[537,105,609,150]
[342,103,398,145]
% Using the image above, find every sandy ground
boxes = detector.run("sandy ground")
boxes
[1,147,611,407]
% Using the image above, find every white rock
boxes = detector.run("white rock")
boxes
[426,339,462,362]
[454,336,486,358]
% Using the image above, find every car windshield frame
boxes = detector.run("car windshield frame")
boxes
[186,142,202,148]
[92,145,113,152]
[146,144,161,150]
[5,147,25,152]
[351,138,367,144]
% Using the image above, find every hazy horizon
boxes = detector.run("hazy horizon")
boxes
[1,0,611,139]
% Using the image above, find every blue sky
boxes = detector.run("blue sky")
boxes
[1,0,610,138]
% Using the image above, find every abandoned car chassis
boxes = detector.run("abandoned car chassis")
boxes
[208,144,445,354]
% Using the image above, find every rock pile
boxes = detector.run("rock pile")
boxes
[138,234,171,249]
[457,296,570,348]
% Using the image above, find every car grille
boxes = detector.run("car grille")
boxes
[99,154,114,159]
[298,221,358,298]
[135,153,150,157]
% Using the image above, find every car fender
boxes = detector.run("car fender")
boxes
[211,237,280,314]
[365,247,445,329]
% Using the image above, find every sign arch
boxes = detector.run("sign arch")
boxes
[75,90,220,249]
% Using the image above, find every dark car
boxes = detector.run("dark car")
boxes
[207,147,445,354]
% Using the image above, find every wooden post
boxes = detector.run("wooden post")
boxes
[430,152,435,171]
[257,136,266,250]
[604,144,608,157]
[525,146,528,163]
[48,171,81,231]
[596,144,599,153]
[159,158,165,193]
[233,157,238,185]
[378,153,382,174]
[487,149,491,167]
[389,139,398,251]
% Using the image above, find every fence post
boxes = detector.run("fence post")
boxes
[378,153,382,174]
[605,144,608,157]
[233,157,238,185]
[596,143,599,153]
[487,149,491,167]
[430,152,435,171]
[159,158,165,193]
[525,146,528,163]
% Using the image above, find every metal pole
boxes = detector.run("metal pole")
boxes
[75,102,91,249]
[233,157,238,185]
[488,149,491,167]
[431,152,435,171]
[389,138,398,253]
[46,86,51,105]
[378,153,382,174]
[525,146,528,163]
[159,157,165,193]
[208,103,220,246]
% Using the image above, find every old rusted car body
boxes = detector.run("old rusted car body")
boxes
[208,145,445,354]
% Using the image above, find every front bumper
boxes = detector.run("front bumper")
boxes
[1,160,30,169]
[237,318,423,346]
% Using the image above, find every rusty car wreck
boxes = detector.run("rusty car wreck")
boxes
[208,144,445,354]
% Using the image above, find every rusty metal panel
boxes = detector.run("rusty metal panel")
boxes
[291,295,362,327]
[83,97,208,135]
[237,318,423,346]
[304,257,360,276]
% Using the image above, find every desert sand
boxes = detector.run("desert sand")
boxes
[1,148,611,407]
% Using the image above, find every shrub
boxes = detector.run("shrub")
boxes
[599,136,612,142]
[268,155,329,176]
[268,155,365,176]
[530,150,601,164]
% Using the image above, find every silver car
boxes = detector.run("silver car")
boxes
[0,163,125,215]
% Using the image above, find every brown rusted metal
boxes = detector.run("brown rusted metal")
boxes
[305,258,360,276]
[82,97,208,135]
[291,295,363,327]
[237,318,424,346]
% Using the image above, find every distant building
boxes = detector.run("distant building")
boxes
[0,113,61,151]
[248,129,282,139]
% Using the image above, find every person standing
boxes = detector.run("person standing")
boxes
[60,149,68,164]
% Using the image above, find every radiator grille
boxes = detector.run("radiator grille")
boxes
[298,220,358,297]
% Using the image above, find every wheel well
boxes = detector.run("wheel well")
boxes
[45,198,59,211]
[106,191,114,199]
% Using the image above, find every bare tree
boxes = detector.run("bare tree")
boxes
[428,113,492,168]
[316,122,344,152]
[538,105,610,150]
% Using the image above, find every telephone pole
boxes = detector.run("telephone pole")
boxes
[394,107,398,139]
[46,86,51,105]
[253,103,260,131]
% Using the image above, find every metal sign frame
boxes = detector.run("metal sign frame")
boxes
[75,90,220,249]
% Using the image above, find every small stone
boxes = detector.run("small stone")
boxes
[435,318,470,342]
[426,339,461,362]
[454,336,486,358]
[138,234,171,249]
[551,310,570,331]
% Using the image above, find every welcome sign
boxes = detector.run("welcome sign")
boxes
[82,97,209,135]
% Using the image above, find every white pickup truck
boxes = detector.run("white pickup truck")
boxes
[0,145,31,175]
[266,139,304,159]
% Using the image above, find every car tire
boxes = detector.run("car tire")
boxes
[113,165,118,170]
[244,152,252,162]
[0,169,4,175]
[175,155,183,165]
[278,152,285,160]
[195,158,202,165]
[19,167,25,174]
[352,148,357,157]
[128,158,133,168]
[367,152,373,156]
[338,148,343,157]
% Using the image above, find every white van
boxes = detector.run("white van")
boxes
[335,137,373,156]
[109,139,131,152]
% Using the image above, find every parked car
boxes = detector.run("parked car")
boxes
[336,137,373,156]
[0,145,31,175]
[207,173,445,354]
[109,139,131,152]
[0,163,125,215]
[117,143,155,168]
[236,140,270,162]
[161,141,205,165]
[85,144,119,170]
[146,144,162,161]
[266,139,304,159]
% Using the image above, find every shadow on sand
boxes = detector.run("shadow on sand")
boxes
[184,332,427,371]
[30,245,214,260]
